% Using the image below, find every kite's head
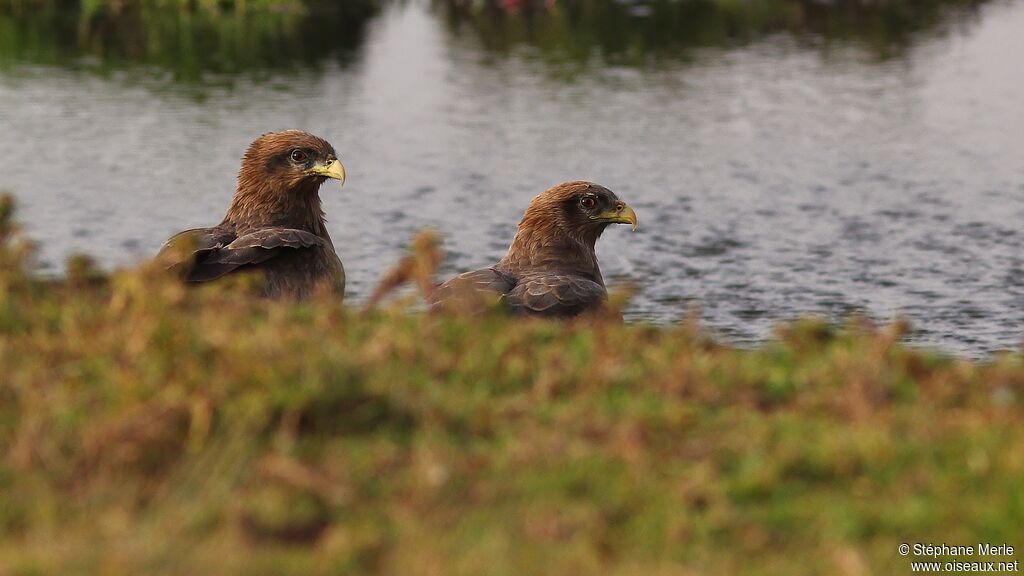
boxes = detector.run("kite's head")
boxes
[523,181,638,245]
[237,130,345,196]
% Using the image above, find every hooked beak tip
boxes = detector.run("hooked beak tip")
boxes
[308,158,346,186]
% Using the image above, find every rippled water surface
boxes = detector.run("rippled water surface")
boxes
[1,0,1022,355]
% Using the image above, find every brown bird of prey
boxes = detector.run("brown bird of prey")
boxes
[158,130,347,300]
[429,181,638,317]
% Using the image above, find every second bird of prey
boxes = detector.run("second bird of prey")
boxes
[159,130,638,317]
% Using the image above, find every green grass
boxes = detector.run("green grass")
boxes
[0,0,379,80]
[0,0,990,78]
[0,194,1022,575]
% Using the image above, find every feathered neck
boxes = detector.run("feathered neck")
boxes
[222,177,326,235]
[499,207,605,284]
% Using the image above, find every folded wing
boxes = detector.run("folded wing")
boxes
[430,267,607,317]
[428,267,516,310]
[505,273,607,317]
[160,227,323,283]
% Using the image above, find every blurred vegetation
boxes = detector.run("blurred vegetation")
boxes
[436,0,989,63]
[0,194,1021,575]
[0,0,990,79]
[0,0,380,79]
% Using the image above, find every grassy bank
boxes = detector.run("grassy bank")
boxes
[0,0,379,78]
[0,197,1022,575]
[0,0,990,77]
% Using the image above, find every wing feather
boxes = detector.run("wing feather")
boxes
[428,268,516,310]
[160,227,323,283]
[506,273,607,317]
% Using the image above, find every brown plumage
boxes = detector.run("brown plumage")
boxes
[429,181,638,317]
[157,130,347,300]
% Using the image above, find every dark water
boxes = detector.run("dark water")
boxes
[1,0,1022,356]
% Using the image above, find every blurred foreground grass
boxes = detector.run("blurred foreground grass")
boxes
[0,195,1021,575]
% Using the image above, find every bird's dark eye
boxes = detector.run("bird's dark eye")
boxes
[580,195,597,209]
[290,149,308,163]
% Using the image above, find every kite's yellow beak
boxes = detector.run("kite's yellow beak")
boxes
[593,202,638,231]
[307,158,346,186]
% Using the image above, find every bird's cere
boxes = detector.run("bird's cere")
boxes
[590,202,638,231]
[617,204,639,232]
[307,158,346,186]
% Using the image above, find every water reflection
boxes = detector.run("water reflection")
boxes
[436,0,987,63]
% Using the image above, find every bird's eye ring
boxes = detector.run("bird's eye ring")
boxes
[290,149,308,163]
[580,195,597,209]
